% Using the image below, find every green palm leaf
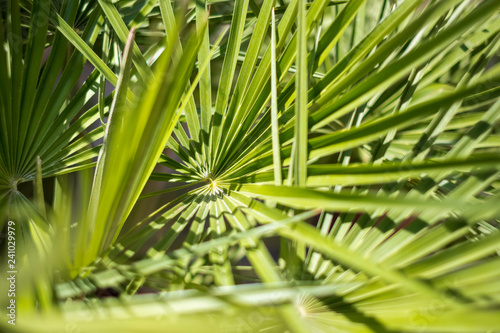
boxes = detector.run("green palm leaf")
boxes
[2,1,500,332]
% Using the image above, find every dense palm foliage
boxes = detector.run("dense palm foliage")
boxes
[1,0,500,332]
